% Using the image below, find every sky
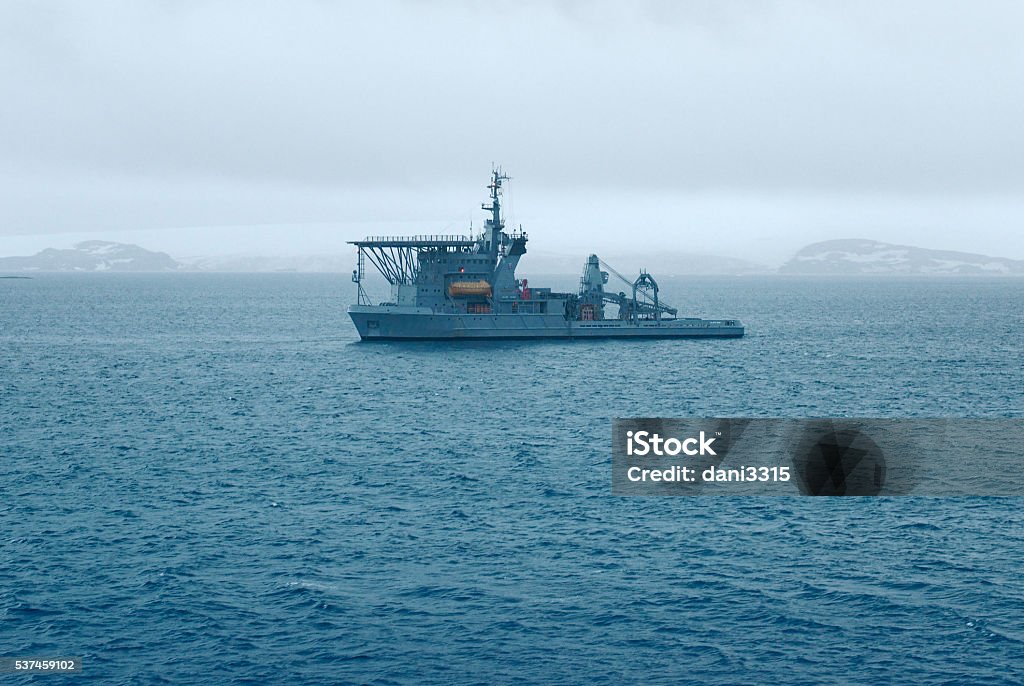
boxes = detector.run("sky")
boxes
[2,0,1023,265]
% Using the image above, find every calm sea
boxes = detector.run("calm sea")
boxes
[2,274,1022,685]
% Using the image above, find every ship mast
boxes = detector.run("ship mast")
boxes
[481,167,510,257]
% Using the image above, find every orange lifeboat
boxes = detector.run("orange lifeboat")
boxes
[448,279,492,297]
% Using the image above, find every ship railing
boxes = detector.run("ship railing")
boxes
[350,235,478,246]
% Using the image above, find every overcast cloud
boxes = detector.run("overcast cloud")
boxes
[2,0,1022,263]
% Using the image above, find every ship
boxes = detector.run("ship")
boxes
[348,169,744,340]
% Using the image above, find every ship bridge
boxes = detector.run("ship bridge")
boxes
[349,170,518,309]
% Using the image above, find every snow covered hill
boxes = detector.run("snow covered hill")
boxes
[779,239,1024,275]
[0,241,180,272]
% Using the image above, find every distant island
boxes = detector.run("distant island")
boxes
[780,239,1024,276]
[1,238,1022,275]
[0,241,179,272]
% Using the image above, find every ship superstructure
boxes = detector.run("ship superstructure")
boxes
[348,169,744,340]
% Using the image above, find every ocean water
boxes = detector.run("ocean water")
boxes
[1,274,1022,685]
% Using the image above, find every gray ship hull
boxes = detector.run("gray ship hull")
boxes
[349,305,744,340]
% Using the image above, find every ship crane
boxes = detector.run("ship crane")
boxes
[591,258,678,322]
